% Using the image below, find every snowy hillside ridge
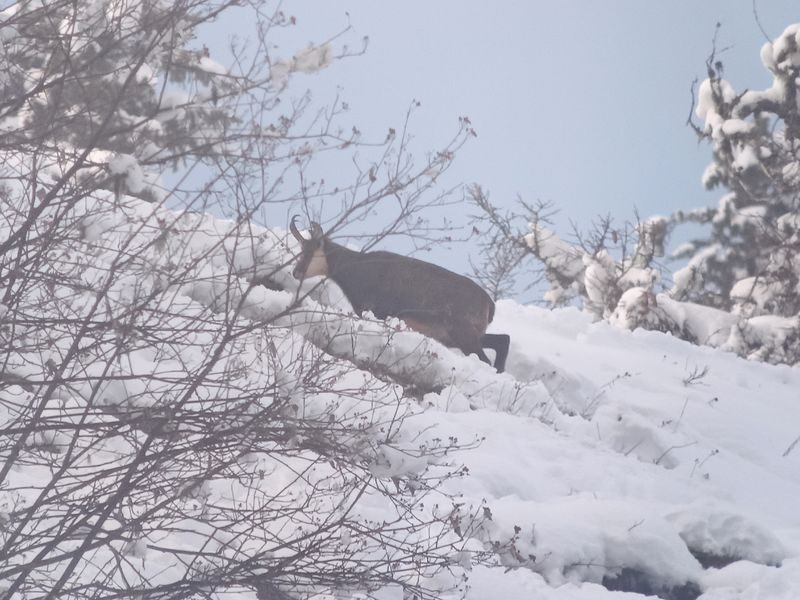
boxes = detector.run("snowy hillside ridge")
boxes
[2,188,800,599]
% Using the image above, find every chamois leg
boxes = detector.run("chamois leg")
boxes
[481,333,510,373]
[476,348,492,365]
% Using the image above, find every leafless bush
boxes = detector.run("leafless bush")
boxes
[0,1,481,598]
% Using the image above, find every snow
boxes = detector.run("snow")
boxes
[270,43,334,89]
[135,61,155,84]
[455,300,800,598]
[730,277,780,311]
[761,41,778,72]
[525,224,584,280]
[667,505,786,566]
[770,24,800,70]
[658,295,738,347]
[270,59,292,88]
[725,25,800,125]
[701,559,800,599]
[702,162,722,189]
[293,42,333,73]
[731,144,759,173]
[2,191,800,599]
[695,79,738,139]
[108,152,146,193]
[738,81,787,115]
[619,266,657,289]
[720,119,753,137]
[197,55,227,75]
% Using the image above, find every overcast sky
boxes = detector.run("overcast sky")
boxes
[214,1,799,286]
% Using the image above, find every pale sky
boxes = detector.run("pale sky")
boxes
[216,2,798,286]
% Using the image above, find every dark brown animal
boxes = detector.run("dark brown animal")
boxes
[290,217,510,372]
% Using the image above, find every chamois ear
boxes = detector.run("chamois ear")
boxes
[309,222,324,240]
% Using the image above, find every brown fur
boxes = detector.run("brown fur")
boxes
[401,317,455,346]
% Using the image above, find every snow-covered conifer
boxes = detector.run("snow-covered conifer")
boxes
[470,23,800,367]
[675,24,800,321]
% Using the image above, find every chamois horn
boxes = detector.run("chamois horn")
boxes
[289,215,305,242]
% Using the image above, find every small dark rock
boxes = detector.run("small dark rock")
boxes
[603,568,701,600]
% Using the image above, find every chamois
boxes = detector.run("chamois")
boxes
[290,217,510,372]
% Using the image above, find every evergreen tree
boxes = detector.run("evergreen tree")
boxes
[675,24,800,320]
[0,0,243,204]
[470,22,800,366]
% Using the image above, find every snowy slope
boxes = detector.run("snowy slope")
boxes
[448,302,800,599]
[1,192,799,599]
[285,259,800,598]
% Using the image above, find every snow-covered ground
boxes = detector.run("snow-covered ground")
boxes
[1,192,799,599]
[448,301,800,599]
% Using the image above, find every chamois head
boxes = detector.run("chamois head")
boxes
[289,216,329,279]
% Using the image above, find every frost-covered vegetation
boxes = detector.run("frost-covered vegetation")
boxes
[472,23,800,368]
[0,1,477,598]
[1,2,799,600]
